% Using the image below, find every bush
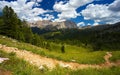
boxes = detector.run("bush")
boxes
[61,45,65,53]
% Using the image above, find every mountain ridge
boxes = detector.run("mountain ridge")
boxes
[29,20,78,30]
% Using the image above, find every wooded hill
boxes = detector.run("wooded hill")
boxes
[36,22,120,51]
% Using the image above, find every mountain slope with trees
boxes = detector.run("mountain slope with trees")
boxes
[0,6,46,48]
[38,23,120,51]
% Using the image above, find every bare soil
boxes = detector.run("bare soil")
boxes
[0,69,12,75]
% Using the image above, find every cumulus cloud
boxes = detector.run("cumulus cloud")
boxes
[36,0,42,2]
[81,0,120,24]
[93,22,99,26]
[87,23,92,26]
[81,4,110,20]
[69,0,93,8]
[77,22,85,27]
[30,0,42,7]
[30,0,42,3]
[53,0,93,22]
[1,0,119,25]
[43,14,55,20]
[109,0,120,12]
[0,0,49,22]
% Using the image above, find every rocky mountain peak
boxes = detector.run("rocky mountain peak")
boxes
[29,20,78,30]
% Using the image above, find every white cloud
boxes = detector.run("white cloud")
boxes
[81,4,111,21]
[53,0,93,22]
[43,14,55,20]
[81,0,120,24]
[30,0,42,6]
[30,0,42,3]
[109,0,120,12]
[77,22,85,27]
[0,0,49,22]
[37,0,42,2]
[69,0,93,8]
[52,18,66,22]
[87,23,92,25]
[58,10,80,19]
[93,22,99,26]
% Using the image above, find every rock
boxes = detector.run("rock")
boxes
[29,20,78,30]
[59,63,71,68]
[2,36,5,38]
[0,58,9,63]
[39,65,44,72]
[30,61,33,64]
[14,48,18,50]
[71,59,76,62]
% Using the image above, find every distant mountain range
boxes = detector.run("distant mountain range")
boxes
[29,20,77,30]
[29,20,120,32]
[82,22,120,31]
[37,21,120,50]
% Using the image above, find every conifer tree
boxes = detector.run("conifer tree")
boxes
[2,6,19,38]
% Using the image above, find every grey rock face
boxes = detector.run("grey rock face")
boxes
[29,20,77,30]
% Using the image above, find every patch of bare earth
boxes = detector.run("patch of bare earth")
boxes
[0,44,120,70]
[0,69,12,75]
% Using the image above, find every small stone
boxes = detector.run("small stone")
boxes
[0,58,9,63]
[2,36,5,38]
[39,65,44,71]
[71,59,76,62]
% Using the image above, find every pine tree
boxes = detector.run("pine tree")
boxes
[0,17,4,33]
[2,6,19,38]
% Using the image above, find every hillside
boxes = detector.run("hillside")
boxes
[0,34,120,75]
[36,22,120,51]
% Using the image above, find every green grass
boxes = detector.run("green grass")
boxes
[0,35,120,64]
[1,35,120,75]
[46,66,120,75]
[0,50,43,75]
[1,50,120,75]
[72,67,120,75]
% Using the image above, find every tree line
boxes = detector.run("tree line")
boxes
[40,24,120,51]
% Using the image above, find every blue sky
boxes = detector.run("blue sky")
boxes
[0,0,120,26]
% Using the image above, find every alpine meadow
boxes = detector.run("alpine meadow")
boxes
[0,0,120,75]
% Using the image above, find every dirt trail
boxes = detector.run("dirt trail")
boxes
[0,69,12,75]
[0,44,120,70]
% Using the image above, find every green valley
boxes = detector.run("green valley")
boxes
[0,6,120,75]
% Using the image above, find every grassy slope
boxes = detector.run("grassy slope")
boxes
[0,35,120,75]
[0,50,43,75]
[48,67,120,75]
[1,50,120,75]
[0,35,120,64]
